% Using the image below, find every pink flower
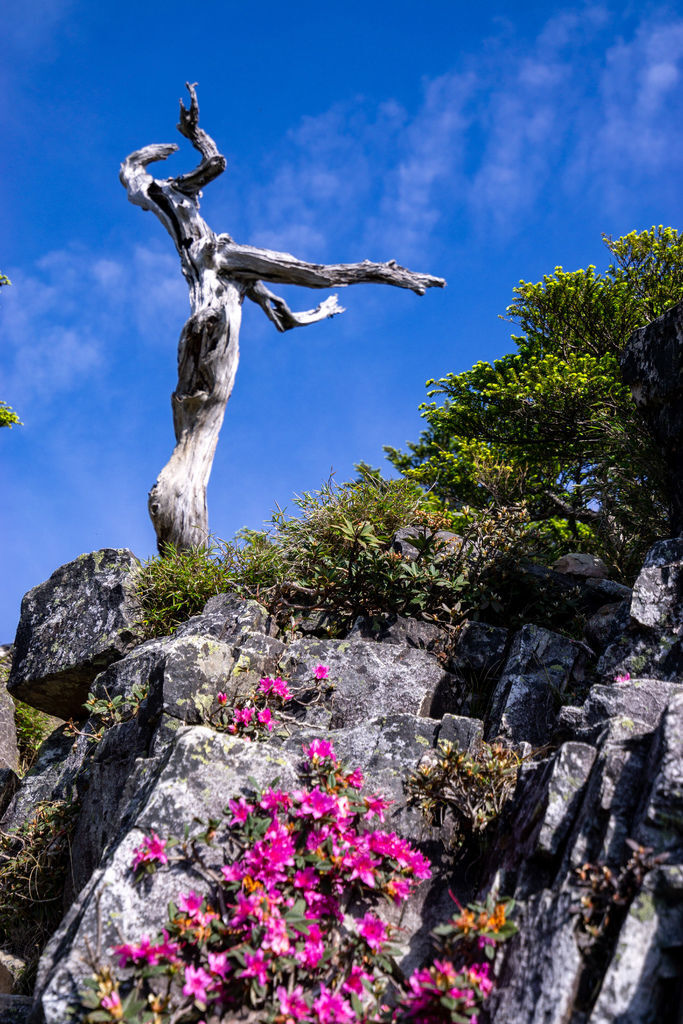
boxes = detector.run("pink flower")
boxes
[207,951,231,978]
[364,794,391,821]
[100,991,121,1013]
[344,850,380,887]
[228,797,254,825]
[346,767,364,788]
[357,912,388,951]
[615,672,631,683]
[343,964,371,994]
[313,664,329,680]
[257,707,274,730]
[182,964,212,1002]
[260,788,292,812]
[217,691,228,705]
[260,676,292,700]
[277,984,309,1021]
[131,831,168,871]
[296,787,339,820]
[303,738,336,762]
[221,861,243,883]
[177,890,203,916]
[241,949,269,986]
[312,984,353,1024]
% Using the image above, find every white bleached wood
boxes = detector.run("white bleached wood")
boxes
[120,83,445,552]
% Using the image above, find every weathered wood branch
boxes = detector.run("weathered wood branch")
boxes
[245,281,345,332]
[121,84,445,552]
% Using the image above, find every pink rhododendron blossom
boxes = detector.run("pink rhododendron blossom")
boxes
[277,984,309,1021]
[207,951,231,977]
[296,787,340,820]
[303,738,336,762]
[100,992,122,1012]
[364,794,391,821]
[357,912,388,951]
[313,664,329,680]
[216,691,228,705]
[182,964,212,1002]
[131,832,168,871]
[259,788,292,812]
[228,797,254,825]
[615,672,631,683]
[346,767,364,788]
[343,964,371,994]
[241,949,269,986]
[221,861,242,883]
[259,676,292,700]
[468,961,493,997]
[312,984,353,1023]
[257,707,274,730]
[177,891,203,916]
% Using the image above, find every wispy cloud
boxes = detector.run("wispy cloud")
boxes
[0,244,186,413]
[236,6,683,259]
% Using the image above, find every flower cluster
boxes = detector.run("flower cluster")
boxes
[82,739,433,1024]
[209,665,330,741]
[396,896,517,1023]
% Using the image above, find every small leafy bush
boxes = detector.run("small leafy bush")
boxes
[135,472,548,640]
[0,798,78,991]
[13,700,56,775]
[0,651,55,775]
[406,739,523,847]
[65,683,150,744]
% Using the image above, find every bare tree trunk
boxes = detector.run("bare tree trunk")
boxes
[120,84,445,552]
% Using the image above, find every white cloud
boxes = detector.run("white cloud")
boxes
[235,6,683,259]
[0,243,186,410]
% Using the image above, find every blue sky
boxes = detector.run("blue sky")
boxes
[2,1,683,638]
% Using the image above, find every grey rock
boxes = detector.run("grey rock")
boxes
[588,867,683,1024]
[578,678,682,742]
[437,713,483,752]
[0,648,18,774]
[598,628,683,684]
[8,550,141,719]
[0,995,32,1024]
[486,888,583,1024]
[278,637,459,728]
[536,742,597,858]
[448,619,508,715]
[552,552,610,578]
[486,625,586,746]
[583,599,631,654]
[0,953,26,995]
[90,633,239,754]
[173,592,276,642]
[567,717,658,869]
[582,576,632,605]
[0,693,18,776]
[349,614,446,652]
[630,538,683,630]
[0,766,18,820]
[0,726,85,834]
[636,691,683,857]
[620,298,683,534]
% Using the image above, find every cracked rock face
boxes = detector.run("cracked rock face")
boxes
[7,550,142,719]
[2,530,682,1022]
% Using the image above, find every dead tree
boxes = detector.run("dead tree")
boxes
[120,84,445,552]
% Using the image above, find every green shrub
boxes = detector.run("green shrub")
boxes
[0,798,78,992]
[406,738,523,848]
[13,701,55,774]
